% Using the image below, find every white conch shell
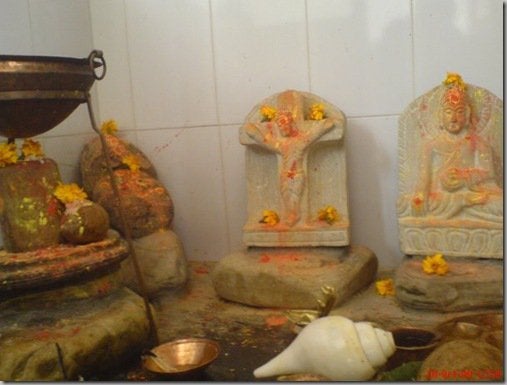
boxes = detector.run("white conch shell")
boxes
[253,315,396,381]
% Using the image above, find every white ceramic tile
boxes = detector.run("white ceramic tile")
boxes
[90,0,137,132]
[29,0,93,56]
[211,0,309,124]
[307,0,412,117]
[413,0,503,98]
[137,126,229,261]
[38,132,97,184]
[39,129,139,183]
[346,116,403,269]
[0,0,32,54]
[124,0,217,129]
[220,124,247,251]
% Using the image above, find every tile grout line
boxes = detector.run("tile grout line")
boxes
[304,0,312,92]
[208,0,232,253]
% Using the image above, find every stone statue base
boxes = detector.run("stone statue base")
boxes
[398,220,503,259]
[211,245,377,309]
[0,231,152,381]
[394,256,503,312]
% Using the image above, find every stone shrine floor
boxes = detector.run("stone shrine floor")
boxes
[111,260,501,381]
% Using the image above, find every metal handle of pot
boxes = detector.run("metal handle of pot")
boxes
[88,50,106,80]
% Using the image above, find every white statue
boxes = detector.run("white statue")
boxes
[240,90,350,247]
[398,74,503,258]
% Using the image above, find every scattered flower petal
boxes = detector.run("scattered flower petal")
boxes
[375,278,395,296]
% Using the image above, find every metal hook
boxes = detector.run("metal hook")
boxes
[88,50,106,81]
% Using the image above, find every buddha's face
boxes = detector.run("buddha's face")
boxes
[440,88,471,134]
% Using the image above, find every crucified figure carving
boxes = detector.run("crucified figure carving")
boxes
[244,91,338,227]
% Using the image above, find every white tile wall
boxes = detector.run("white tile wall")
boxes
[0,0,503,268]
[124,0,218,129]
[308,0,413,116]
[413,0,503,98]
[212,0,310,123]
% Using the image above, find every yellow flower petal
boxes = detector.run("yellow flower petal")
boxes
[443,72,467,91]
[100,119,119,135]
[0,142,18,167]
[260,210,279,226]
[375,278,395,296]
[422,253,449,276]
[54,183,88,204]
[318,205,339,224]
[122,154,141,173]
[309,103,325,120]
[21,139,44,158]
[260,105,277,121]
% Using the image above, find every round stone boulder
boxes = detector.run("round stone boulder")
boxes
[417,339,503,381]
[80,134,157,195]
[60,200,110,244]
[93,170,174,238]
[120,229,188,297]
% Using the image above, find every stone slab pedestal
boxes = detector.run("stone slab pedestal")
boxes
[0,287,151,381]
[211,245,377,309]
[394,256,503,312]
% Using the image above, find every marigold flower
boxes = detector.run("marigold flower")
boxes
[318,205,339,224]
[100,119,118,135]
[54,183,88,204]
[21,139,44,159]
[443,72,466,91]
[0,142,18,167]
[375,278,395,296]
[422,253,449,276]
[122,154,141,172]
[260,210,279,226]
[309,103,325,120]
[260,105,277,121]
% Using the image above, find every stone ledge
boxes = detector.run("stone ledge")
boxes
[394,256,503,311]
[211,245,377,309]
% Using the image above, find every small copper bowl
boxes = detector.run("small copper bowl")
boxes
[142,338,220,379]
[385,327,440,370]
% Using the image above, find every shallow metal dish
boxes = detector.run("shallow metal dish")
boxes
[0,51,104,138]
[142,338,220,379]
[385,327,440,370]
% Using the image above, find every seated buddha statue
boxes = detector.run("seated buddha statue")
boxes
[399,74,503,224]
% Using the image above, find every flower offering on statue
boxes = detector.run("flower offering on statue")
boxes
[422,253,449,276]
[260,210,280,226]
[260,105,277,121]
[318,205,339,225]
[309,103,325,120]
[442,72,467,91]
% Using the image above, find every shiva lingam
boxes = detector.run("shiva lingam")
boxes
[0,51,158,380]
